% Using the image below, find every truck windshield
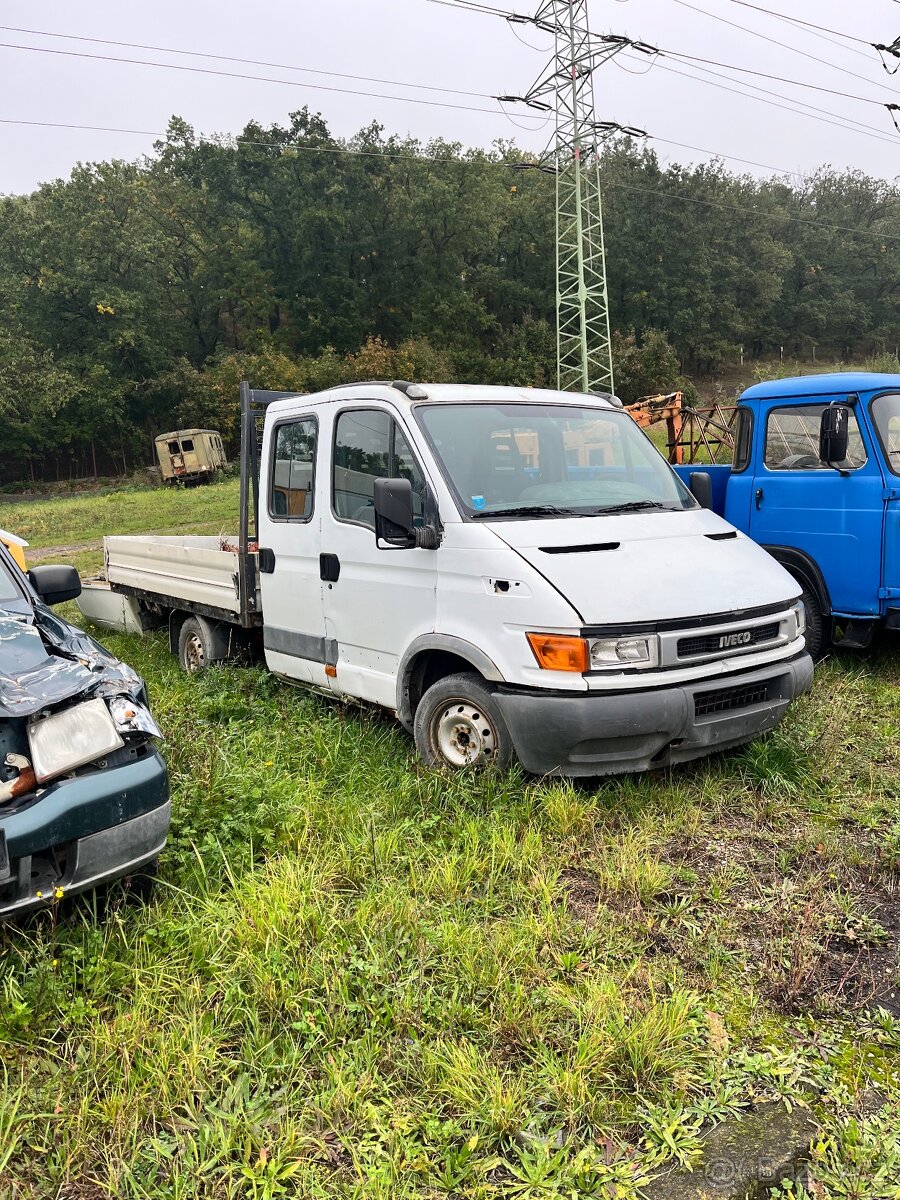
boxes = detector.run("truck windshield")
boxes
[416,402,695,518]
[872,393,900,476]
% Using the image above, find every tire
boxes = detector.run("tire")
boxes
[177,615,231,672]
[799,585,827,661]
[413,672,515,771]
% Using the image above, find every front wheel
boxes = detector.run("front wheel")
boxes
[413,672,515,771]
[799,585,827,661]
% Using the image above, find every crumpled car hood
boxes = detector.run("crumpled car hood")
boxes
[0,603,142,718]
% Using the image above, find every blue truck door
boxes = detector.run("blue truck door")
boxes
[749,398,885,617]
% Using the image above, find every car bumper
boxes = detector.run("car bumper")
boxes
[0,749,170,917]
[494,653,814,778]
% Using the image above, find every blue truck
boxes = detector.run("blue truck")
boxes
[674,372,899,659]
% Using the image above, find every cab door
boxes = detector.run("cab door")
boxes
[321,404,438,708]
[258,412,330,685]
[749,399,885,616]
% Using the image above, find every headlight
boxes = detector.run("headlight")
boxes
[589,635,660,670]
[28,697,125,783]
[794,600,807,637]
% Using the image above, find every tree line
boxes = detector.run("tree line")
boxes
[2,109,900,483]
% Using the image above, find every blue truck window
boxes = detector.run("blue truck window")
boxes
[764,404,867,471]
[872,394,900,476]
[732,407,753,473]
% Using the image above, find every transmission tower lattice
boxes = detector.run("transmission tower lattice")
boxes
[503,5,645,395]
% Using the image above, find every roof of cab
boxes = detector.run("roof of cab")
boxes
[269,381,619,414]
[741,372,900,401]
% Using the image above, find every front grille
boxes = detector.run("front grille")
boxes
[694,680,770,717]
[678,621,780,659]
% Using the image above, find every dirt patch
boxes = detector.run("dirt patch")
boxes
[558,868,601,923]
[25,540,102,563]
[795,887,900,1015]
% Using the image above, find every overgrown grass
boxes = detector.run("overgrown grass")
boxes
[0,484,898,1197]
[0,477,241,576]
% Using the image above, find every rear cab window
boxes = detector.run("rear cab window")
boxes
[269,417,318,520]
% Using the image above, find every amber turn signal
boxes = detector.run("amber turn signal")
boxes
[526,632,589,673]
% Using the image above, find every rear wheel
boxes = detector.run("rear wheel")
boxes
[413,672,514,771]
[177,616,230,672]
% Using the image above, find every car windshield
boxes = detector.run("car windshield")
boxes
[872,393,900,476]
[416,402,695,517]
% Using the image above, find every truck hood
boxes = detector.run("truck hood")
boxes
[0,603,143,719]
[489,508,800,625]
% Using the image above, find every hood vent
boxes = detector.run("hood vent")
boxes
[540,542,620,555]
[705,531,738,541]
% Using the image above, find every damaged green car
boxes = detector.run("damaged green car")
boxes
[0,543,169,918]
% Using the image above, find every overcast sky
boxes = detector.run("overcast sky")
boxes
[1,0,899,195]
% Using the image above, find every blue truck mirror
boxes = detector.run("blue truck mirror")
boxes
[819,404,851,465]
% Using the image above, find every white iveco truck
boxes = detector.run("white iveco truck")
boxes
[78,381,813,777]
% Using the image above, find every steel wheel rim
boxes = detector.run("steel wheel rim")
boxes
[184,632,205,671]
[434,700,496,767]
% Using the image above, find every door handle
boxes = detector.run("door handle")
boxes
[320,553,341,583]
[258,548,276,574]
[755,487,764,510]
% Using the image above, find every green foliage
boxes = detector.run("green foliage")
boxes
[4,114,900,480]
[610,328,696,405]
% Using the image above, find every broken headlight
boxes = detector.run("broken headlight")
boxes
[108,695,163,739]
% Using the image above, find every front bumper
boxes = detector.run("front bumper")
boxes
[0,749,170,917]
[495,653,814,778]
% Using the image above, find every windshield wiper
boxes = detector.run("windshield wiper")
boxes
[592,500,672,514]
[472,504,586,520]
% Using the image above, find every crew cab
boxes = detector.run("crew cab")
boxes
[88,382,813,778]
[0,545,169,917]
[675,373,900,657]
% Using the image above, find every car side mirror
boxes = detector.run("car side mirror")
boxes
[28,564,82,605]
[688,470,713,510]
[373,478,416,548]
[820,404,851,465]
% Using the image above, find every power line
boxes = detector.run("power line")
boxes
[0,23,490,101]
[672,0,897,94]
[665,48,893,107]
[0,40,547,124]
[720,0,871,50]
[424,0,517,15]
[620,52,900,148]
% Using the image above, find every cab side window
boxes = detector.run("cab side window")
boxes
[333,409,425,527]
[270,417,317,520]
[764,404,867,471]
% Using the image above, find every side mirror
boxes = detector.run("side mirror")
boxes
[820,404,851,465]
[688,470,713,510]
[373,478,415,548]
[28,564,82,606]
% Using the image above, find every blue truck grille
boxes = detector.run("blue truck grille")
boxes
[678,622,780,659]
[693,680,771,717]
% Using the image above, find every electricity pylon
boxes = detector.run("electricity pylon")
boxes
[500,5,648,395]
